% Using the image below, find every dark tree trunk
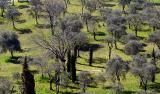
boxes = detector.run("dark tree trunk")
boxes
[12,0,15,6]
[21,57,36,94]
[12,18,16,29]
[135,29,138,37]
[122,5,125,11]
[74,46,78,61]
[64,0,68,8]
[89,47,93,66]
[1,8,4,17]
[114,40,118,49]
[67,50,71,73]
[108,46,112,60]
[86,20,89,32]
[10,50,14,58]
[151,74,155,82]
[77,47,80,57]
[71,54,76,82]
[35,11,39,25]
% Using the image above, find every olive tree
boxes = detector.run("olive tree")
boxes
[106,56,129,83]
[6,7,20,29]
[44,0,65,34]
[106,36,114,59]
[0,31,21,58]
[124,40,145,55]
[131,54,156,91]
[0,76,13,94]
[127,14,143,37]
[0,0,10,17]
[148,30,160,49]
[119,0,131,11]
[79,71,92,93]
[30,0,42,24]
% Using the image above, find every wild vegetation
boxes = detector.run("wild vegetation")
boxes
[0,0,160,94]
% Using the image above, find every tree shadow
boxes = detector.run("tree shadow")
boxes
[79,44,102,52]
[35,24,50,29]
[5,56,21,64]
[95,32,106,36]
[61,91,78,94]
[122,91,136,94]
[77,62,105,69]
[16,19,26,24]
[93,57,107,64]
[16,28,32,34]
[18,5,30,9]
[104,4,116,7]
[148,82,160,92]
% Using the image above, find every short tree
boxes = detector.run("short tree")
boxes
[30,0,42,24]
[148,30,160,49]
[119,0,131,11]
[127,14,143,36]
[6,7,20,29]
[131,54,156,91]
[0,76,13,94]
[106,56,129,83]
[0,0,10,17]
[0,31,21,58]
[79,71,92,93]
[124,40,145,55]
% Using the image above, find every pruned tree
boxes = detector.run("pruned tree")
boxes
[44,0,65,34]
[30,0,42,24]
[107,10,127,49]
[81,12,92,32]
[0,76,13,94]
[127,14,143,36]
[6,7,20,29]
[124,40,145,55]
[0,31,21,58]
[0,0,10,17]
[85,0,97,14]
[148,30,160,49]
[106,36,114,59]
[79,0,86,14]
[119,0,131,11]
[79,71,92,93]
[131,54,156,91]
[106,56,129,83]
[12,72,21,83]
[21,57,36,94]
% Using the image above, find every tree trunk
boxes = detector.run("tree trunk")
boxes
[114,40,118,49]
[108,46,112,60]
[86,20,89,32]
[135,29,138,37]
[67,50,71,73]
[10,50,14,58]
[71,54,76,82]
[35,11,39,25]
[89,47,93,66]
[74,46,78,61]
[12,0,15,6]
[12,18,16,29]
[1,8,4,17]
[77,47,80,57]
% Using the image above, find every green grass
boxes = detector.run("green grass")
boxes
[0,0,160,94]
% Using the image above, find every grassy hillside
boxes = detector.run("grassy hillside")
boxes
[0,0,160,94]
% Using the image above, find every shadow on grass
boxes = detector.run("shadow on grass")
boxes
[77,62,105,69]
[5,56,21,64]
[16,28,32,34]
[95,32,106,36]
[18,5,30,9]
[79,44,102,52]
[61,91,78,94]
[148,82,160,92]
[122,91,136,94]
[35,24,50,29]
[93,57,108,64]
